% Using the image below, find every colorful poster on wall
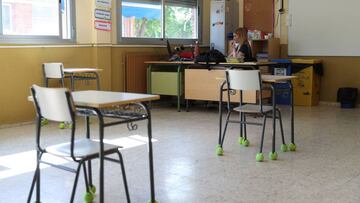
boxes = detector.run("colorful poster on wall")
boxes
[95,9,111,20]
[96,0,111,10]
[95,20,112,31]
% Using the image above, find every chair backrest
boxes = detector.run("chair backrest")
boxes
[226,70,262,91]
[43,63,64,79]
[31,85,74,122]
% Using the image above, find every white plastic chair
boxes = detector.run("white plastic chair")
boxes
[27,85,130,203]
[42,63,65,87]
[217,70,287,162]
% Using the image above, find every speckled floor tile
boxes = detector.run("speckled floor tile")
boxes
[1,105,360,202]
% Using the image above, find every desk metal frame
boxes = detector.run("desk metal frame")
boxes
[63,68,102,91]
[72,91,159,203]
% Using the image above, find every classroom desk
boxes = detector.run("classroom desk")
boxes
[218,75,297,157]
[29,91,160,203]
[263,75,297,151]
[72,90,160,203]
[63,68,102,91]
[145,61,279,111]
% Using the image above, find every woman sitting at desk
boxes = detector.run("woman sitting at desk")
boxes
[228,27,256,62]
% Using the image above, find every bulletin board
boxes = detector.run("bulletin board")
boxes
[243,0,274,33]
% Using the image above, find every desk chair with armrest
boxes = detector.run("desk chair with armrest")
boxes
[27,85,130,203]
[216,70,288,162]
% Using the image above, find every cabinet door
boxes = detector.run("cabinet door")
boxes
[151,72,180,96]
[185,69,266,103]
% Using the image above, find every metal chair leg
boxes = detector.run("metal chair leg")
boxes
[220,111,232,146]
[239,113,250,147]
[70,162,83,203]
[259,116,267,153]
[277,109,288,152]
[27,168,37,203]
[243,113,248,140]
[82,163,90,192]
[256,115,267,162]
[29,118,43,203]
[117,151,131,203]
[35,162,41,203]
[218,99,224,145]
[27,151,42,203]
[239,112,243,140]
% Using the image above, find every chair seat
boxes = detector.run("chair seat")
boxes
[46,139,121,158]
[233,104,273,113]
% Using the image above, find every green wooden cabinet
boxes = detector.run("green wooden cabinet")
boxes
[151,72,182,96]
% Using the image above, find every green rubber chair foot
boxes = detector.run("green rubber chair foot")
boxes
[238,137,244,145]
[241,139,250,147]
[148,200,158,203]
[215,144,223,156]
[41,119,48,126]
[90,185,96,194]
[269,152,278,160]
[67,123,73,129]
[280,144,288,152]
[58,122,65,129]
[256,153,264,162]
[288,143,297,151]
[84,192,94,203]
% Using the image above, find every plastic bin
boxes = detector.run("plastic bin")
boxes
[271,59,292,105]
[337,87,358,108]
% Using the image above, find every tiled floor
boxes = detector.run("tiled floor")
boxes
[1,105,360,203]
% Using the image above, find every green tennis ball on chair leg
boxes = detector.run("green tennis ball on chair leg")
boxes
[269,152,278,160]
[90,185,96,194]
[280,144,288,152]
[288,143,297,151]
[242,139,250,147]
[66,123,73,129]
[256,153,264,162]
[238,137,244,145]
[84,192,94,203]
[41,119,48,126]
[58,122,65,129]
[215,144,223,156]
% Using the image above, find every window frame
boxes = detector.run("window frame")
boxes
[0,0,76,44]
[117,0,202,45]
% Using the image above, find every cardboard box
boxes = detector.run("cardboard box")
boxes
[291,59,322,106]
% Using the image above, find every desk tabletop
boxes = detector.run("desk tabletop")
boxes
[63,68,103,73]
[72,90,160,108]
[215,75,297,83]
[144,61,277,67]
[261,75,297,83]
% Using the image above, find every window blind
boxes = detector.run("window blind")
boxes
[165,0,197,7]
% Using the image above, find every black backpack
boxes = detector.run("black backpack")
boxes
[194,49,226,64]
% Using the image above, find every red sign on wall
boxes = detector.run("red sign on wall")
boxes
[94,20,111,31]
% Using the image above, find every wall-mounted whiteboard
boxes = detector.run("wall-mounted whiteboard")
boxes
[288,0,360,56]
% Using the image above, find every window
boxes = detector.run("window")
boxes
[0,0,75,43]
[119,0,200,44]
